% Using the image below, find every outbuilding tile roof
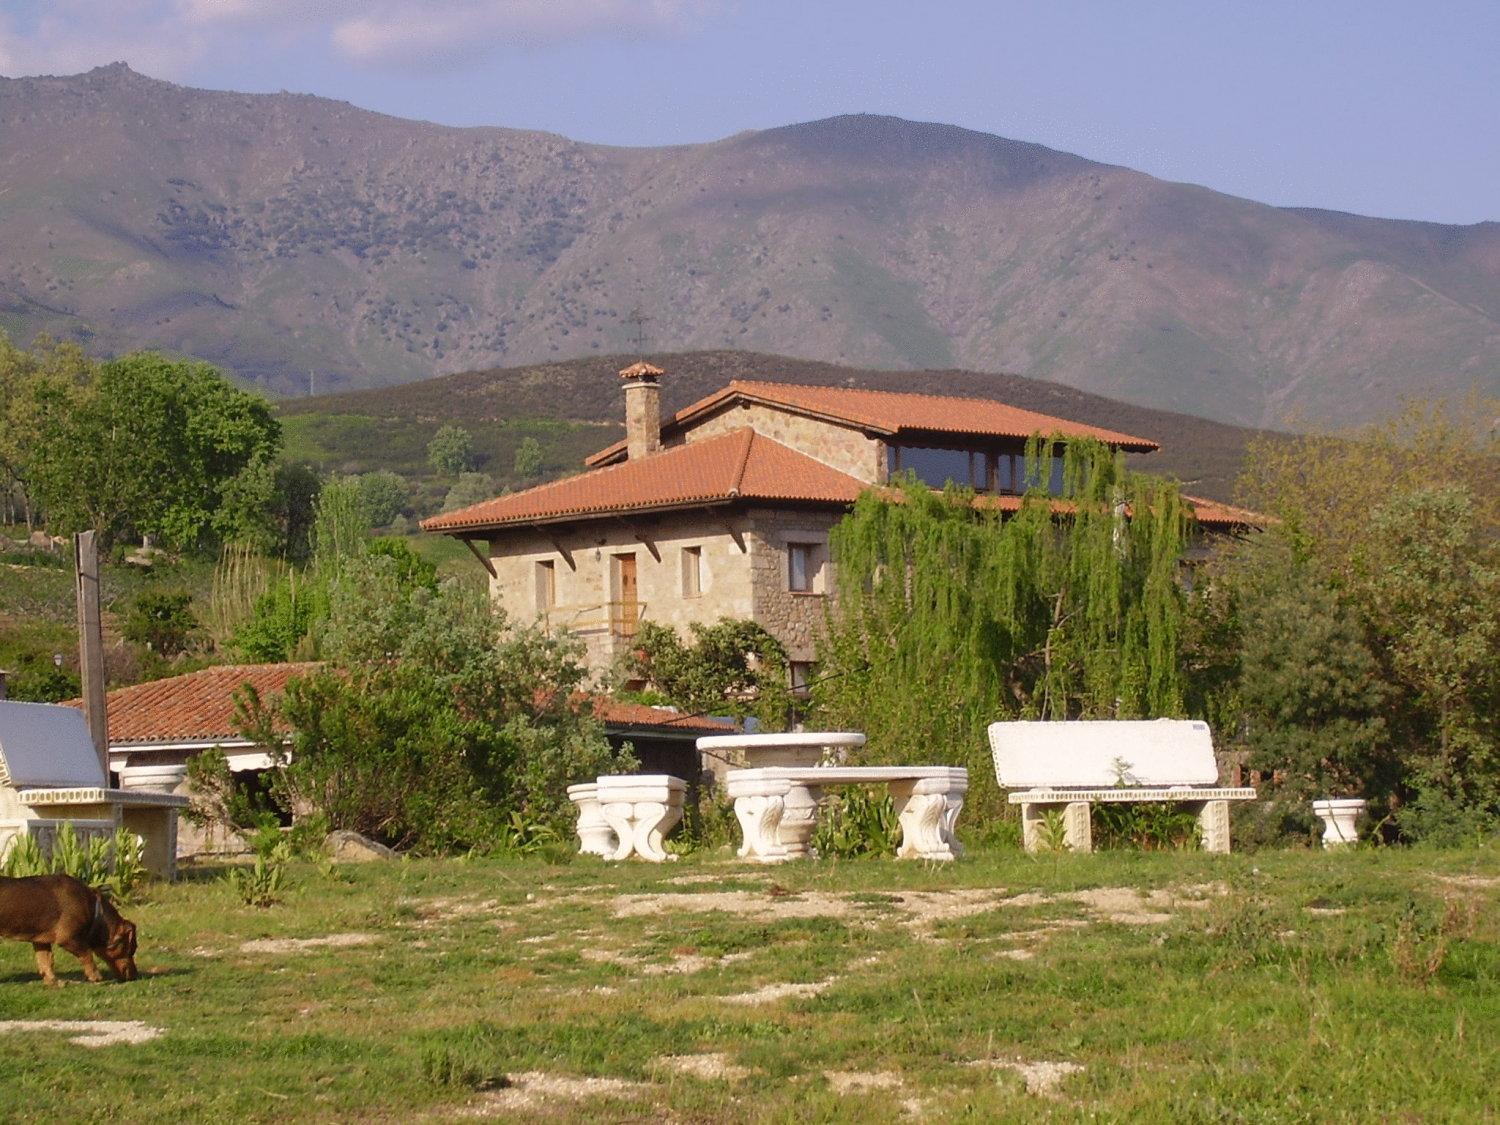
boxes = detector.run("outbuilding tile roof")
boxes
[422,427,866,533]
[66,663,318,746]
[586,379,1160,465]
[69,663,732,746]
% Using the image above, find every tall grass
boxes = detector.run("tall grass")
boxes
[204,540,284,650]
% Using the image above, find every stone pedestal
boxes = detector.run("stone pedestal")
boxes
[566,782,616,857]
[1311,798,1364,849]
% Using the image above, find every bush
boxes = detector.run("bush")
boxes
[122,589,198,655]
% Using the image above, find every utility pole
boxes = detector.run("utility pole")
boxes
[626,307,651,353]
[74,530,108,775]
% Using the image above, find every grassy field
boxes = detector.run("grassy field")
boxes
[1,843,1495,1122]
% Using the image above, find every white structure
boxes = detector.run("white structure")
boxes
[1311,798,1364,848]
[0,701,188,879]
[697,731,865,770]
[594,774,686,863]
[724,765,968,862]
[566,782,616,857]
[989,719,1256,854]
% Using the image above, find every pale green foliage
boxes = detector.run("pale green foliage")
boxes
[227,831,289,908]
[443,471,498,512]
[816,438,1190,813]
[513,435,543,480]
[427,424,476,475]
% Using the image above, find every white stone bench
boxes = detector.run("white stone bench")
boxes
[724,766,968,862]
[591,775,686,863]
[988,719,1255,854]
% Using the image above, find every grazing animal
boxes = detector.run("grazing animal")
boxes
[0,873,138,985]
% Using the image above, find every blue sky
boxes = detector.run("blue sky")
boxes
[2,0,1495,224]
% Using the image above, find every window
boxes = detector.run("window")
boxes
[534,560,556,613]
[681,545,702,597]
[788,542,822,593]
[888,445,980,490]
[790,661,817,697]
[996,452,1066,496]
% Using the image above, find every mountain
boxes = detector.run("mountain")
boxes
[277,349,1278,504]
[2,63,1496,428]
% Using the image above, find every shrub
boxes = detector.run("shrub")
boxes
[122,589,199,655]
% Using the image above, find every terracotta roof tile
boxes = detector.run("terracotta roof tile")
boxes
[69,663,734,745]
[586,379,1159,465]
[423,428,866,533]
[65,663,319,745]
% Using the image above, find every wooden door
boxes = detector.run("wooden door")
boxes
[614,553,638,639]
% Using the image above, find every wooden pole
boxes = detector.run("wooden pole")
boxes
[74,530,109,776]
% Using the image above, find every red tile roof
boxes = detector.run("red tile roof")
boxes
[422,427,866,533]
[586,380,1159,466]
[66,663,318,746]
[68,663,733,746]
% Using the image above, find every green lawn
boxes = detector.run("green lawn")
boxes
[1,844,1495,1122]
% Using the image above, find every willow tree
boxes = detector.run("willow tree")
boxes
[814,438,1191,810]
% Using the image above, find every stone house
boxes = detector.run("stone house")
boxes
[422,364,1252,683]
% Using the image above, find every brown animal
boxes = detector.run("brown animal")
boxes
[0,874,138,985]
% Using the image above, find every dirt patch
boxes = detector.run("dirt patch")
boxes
[0,1020,162,1047]
[826,1069,904,1094]
[1437,875,1500,890]
[613,888,1016,933]
[656,1052,752,1081]
[721,979,833,1004]
[975,1058,1083,1096]
[240,933,377,954]
[999,884,1221,926]
[459,1071,651,1116]
[581,947,754,976]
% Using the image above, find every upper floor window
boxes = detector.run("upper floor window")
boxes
[788,542,823,593]
[889,444,1068,496]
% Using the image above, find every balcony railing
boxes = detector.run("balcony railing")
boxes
[543,600,646,641]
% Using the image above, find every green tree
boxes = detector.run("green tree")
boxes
[627,619,792,729]
[237,553,631,851]
[27,351,281,549]
[0,332,95,531]
[427,424,476,475]
[357,470,409,528]
[443,472,498,513]
[816,439,1191,813]
[122,590,200,657]
[268,462,322,561]
[513,436,543,480]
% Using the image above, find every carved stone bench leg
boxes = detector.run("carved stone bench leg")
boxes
[1020,800,1092,852]
[1196,799,1231,854]
[890,779,965,861]
[567,783,616,857]
[778,782,822,859]
[732,791,791,862]
[595,776,686,862]
[1064,801,1092,853]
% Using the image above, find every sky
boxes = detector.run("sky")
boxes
[1,0,1495,225]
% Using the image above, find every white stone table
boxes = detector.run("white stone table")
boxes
[594,774,686,863]
[724,766,968,862]
[697,731,867,769]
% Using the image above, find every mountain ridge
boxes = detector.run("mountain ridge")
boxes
[1,64,1495,428]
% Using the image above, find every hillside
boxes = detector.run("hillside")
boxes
[3,64,1496,428]
[278,350,1276,504]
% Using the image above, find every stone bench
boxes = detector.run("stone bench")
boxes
[724,766,968,862]
[988,719,1255,854]
[572,775,686,863]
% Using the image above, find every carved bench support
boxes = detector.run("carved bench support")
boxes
[566,783,617,858]
[595,775,686,863]
[889,779,966,861]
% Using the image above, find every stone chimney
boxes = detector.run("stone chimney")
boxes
[619,362,664,460]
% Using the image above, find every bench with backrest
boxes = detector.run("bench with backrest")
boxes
[988,719,1255,854]
[723,765,968,862]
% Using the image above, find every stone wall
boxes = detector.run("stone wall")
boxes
[745,507,843,663]
[486,512,758,673]
[675,402,885,483]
